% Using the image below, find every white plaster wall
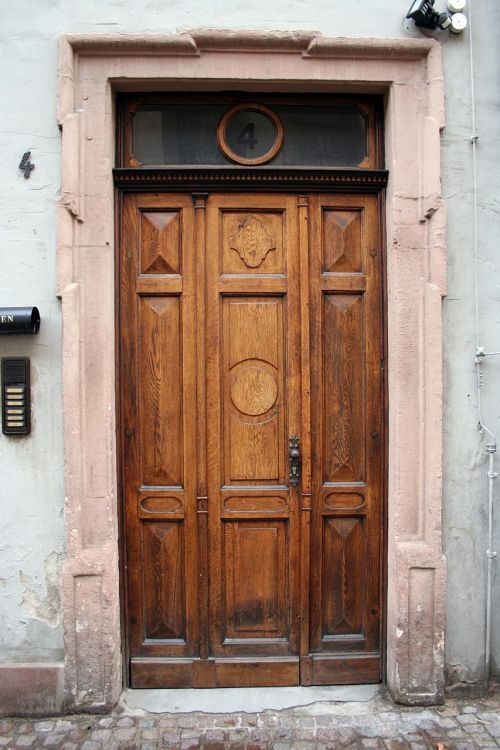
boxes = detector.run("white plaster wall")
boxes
[0,0,498,685]
[442,0,500,687]
[0,11,64,661]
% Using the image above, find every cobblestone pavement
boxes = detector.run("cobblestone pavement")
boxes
[1,687,499,749]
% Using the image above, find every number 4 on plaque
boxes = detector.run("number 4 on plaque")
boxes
[237,123,258,150]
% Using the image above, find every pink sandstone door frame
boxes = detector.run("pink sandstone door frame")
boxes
[56,30,447,710]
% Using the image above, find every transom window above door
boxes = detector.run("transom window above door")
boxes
[118,94,382,169]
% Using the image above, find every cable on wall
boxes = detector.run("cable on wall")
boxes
[468,0,498,687]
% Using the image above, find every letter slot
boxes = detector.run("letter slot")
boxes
[0,307,40,334]
[2,358,31,436]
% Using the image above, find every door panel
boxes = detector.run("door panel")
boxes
[308,194,383,684]
[205,195,301,682]
[223,520,288,638]
[138,296,183,486]
[141,520,185,640]
[119,191,384,688]
[223,297,285,484]
[120,195,199,682]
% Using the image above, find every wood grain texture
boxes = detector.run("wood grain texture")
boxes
[224,521,287,638]
[309,194,383,682]
[322,517,365,638]
[298,195,312,667]
[194,192,210,663]
[142,521,185,640]
[120,190,384,687]
[223,211,284,275]
[139,296,183,486]
[224,298,284,484]
[120,193,199,663]
[323,209,362,273]
[140,211,181,275]
[206,194,301,672]
[323,293,365,482]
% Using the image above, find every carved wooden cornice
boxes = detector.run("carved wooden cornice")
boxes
[113,167,389,192]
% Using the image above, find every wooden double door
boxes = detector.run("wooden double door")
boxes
[119,191,384,688]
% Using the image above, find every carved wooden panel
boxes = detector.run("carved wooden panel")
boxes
[229,217,276,268]
[139,496,183,515]
[224,521,288,639]
[222,212,284,275]
[121,194,198,675]
[142,521,186,640]
[323,492,365,511]
[139,296,183,486]
[322,517,365,638]
[322,209,362,273]
[323,293,365,483]
[140,211,181,275]
[222,496,288,514]
[223,298,284,484]
[309,194,383,680]
[206,193,300,673]
[122,191,384,687]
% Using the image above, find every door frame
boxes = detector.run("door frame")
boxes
[57,31,446,710]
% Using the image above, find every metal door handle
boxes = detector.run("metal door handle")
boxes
[288,435,301,487]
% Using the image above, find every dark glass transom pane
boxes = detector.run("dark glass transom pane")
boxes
[131,103,368,167]
[132,104,228,165]
[273,105,366,166]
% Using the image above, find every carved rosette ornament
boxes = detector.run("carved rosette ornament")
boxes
[229,216,276,268]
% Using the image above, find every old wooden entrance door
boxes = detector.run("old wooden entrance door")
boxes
[119,190,384,688]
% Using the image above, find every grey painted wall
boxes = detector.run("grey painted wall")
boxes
[0,0,498,686]
[442,0,500,687]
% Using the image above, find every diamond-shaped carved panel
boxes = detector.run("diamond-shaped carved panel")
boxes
[140,211,181,275]
[323,209,362,273]
[322,517,365,636]
[323,294,365,482]
[142,522,185,640]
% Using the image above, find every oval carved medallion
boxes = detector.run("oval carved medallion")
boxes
[231,366,278,416]
[139,496,182,514]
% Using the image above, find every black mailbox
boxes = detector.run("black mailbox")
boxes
[0,307,40,335]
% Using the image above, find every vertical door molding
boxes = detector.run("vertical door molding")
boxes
[298,194,313,685]
[57,32,446,709]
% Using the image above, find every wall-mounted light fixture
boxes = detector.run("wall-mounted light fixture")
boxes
[406,0,451,29]
[406,0,467,33]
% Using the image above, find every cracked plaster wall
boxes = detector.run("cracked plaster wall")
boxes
[0,0,498,685]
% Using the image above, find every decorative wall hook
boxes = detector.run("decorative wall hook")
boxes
[19,151,35,179]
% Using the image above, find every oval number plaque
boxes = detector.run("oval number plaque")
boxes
[217,103,284,166]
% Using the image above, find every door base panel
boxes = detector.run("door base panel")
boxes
[131,657,299,688]
[131,655,380,687]
[309,653,381,685]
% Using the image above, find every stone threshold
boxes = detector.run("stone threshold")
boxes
[122,683,381,714]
